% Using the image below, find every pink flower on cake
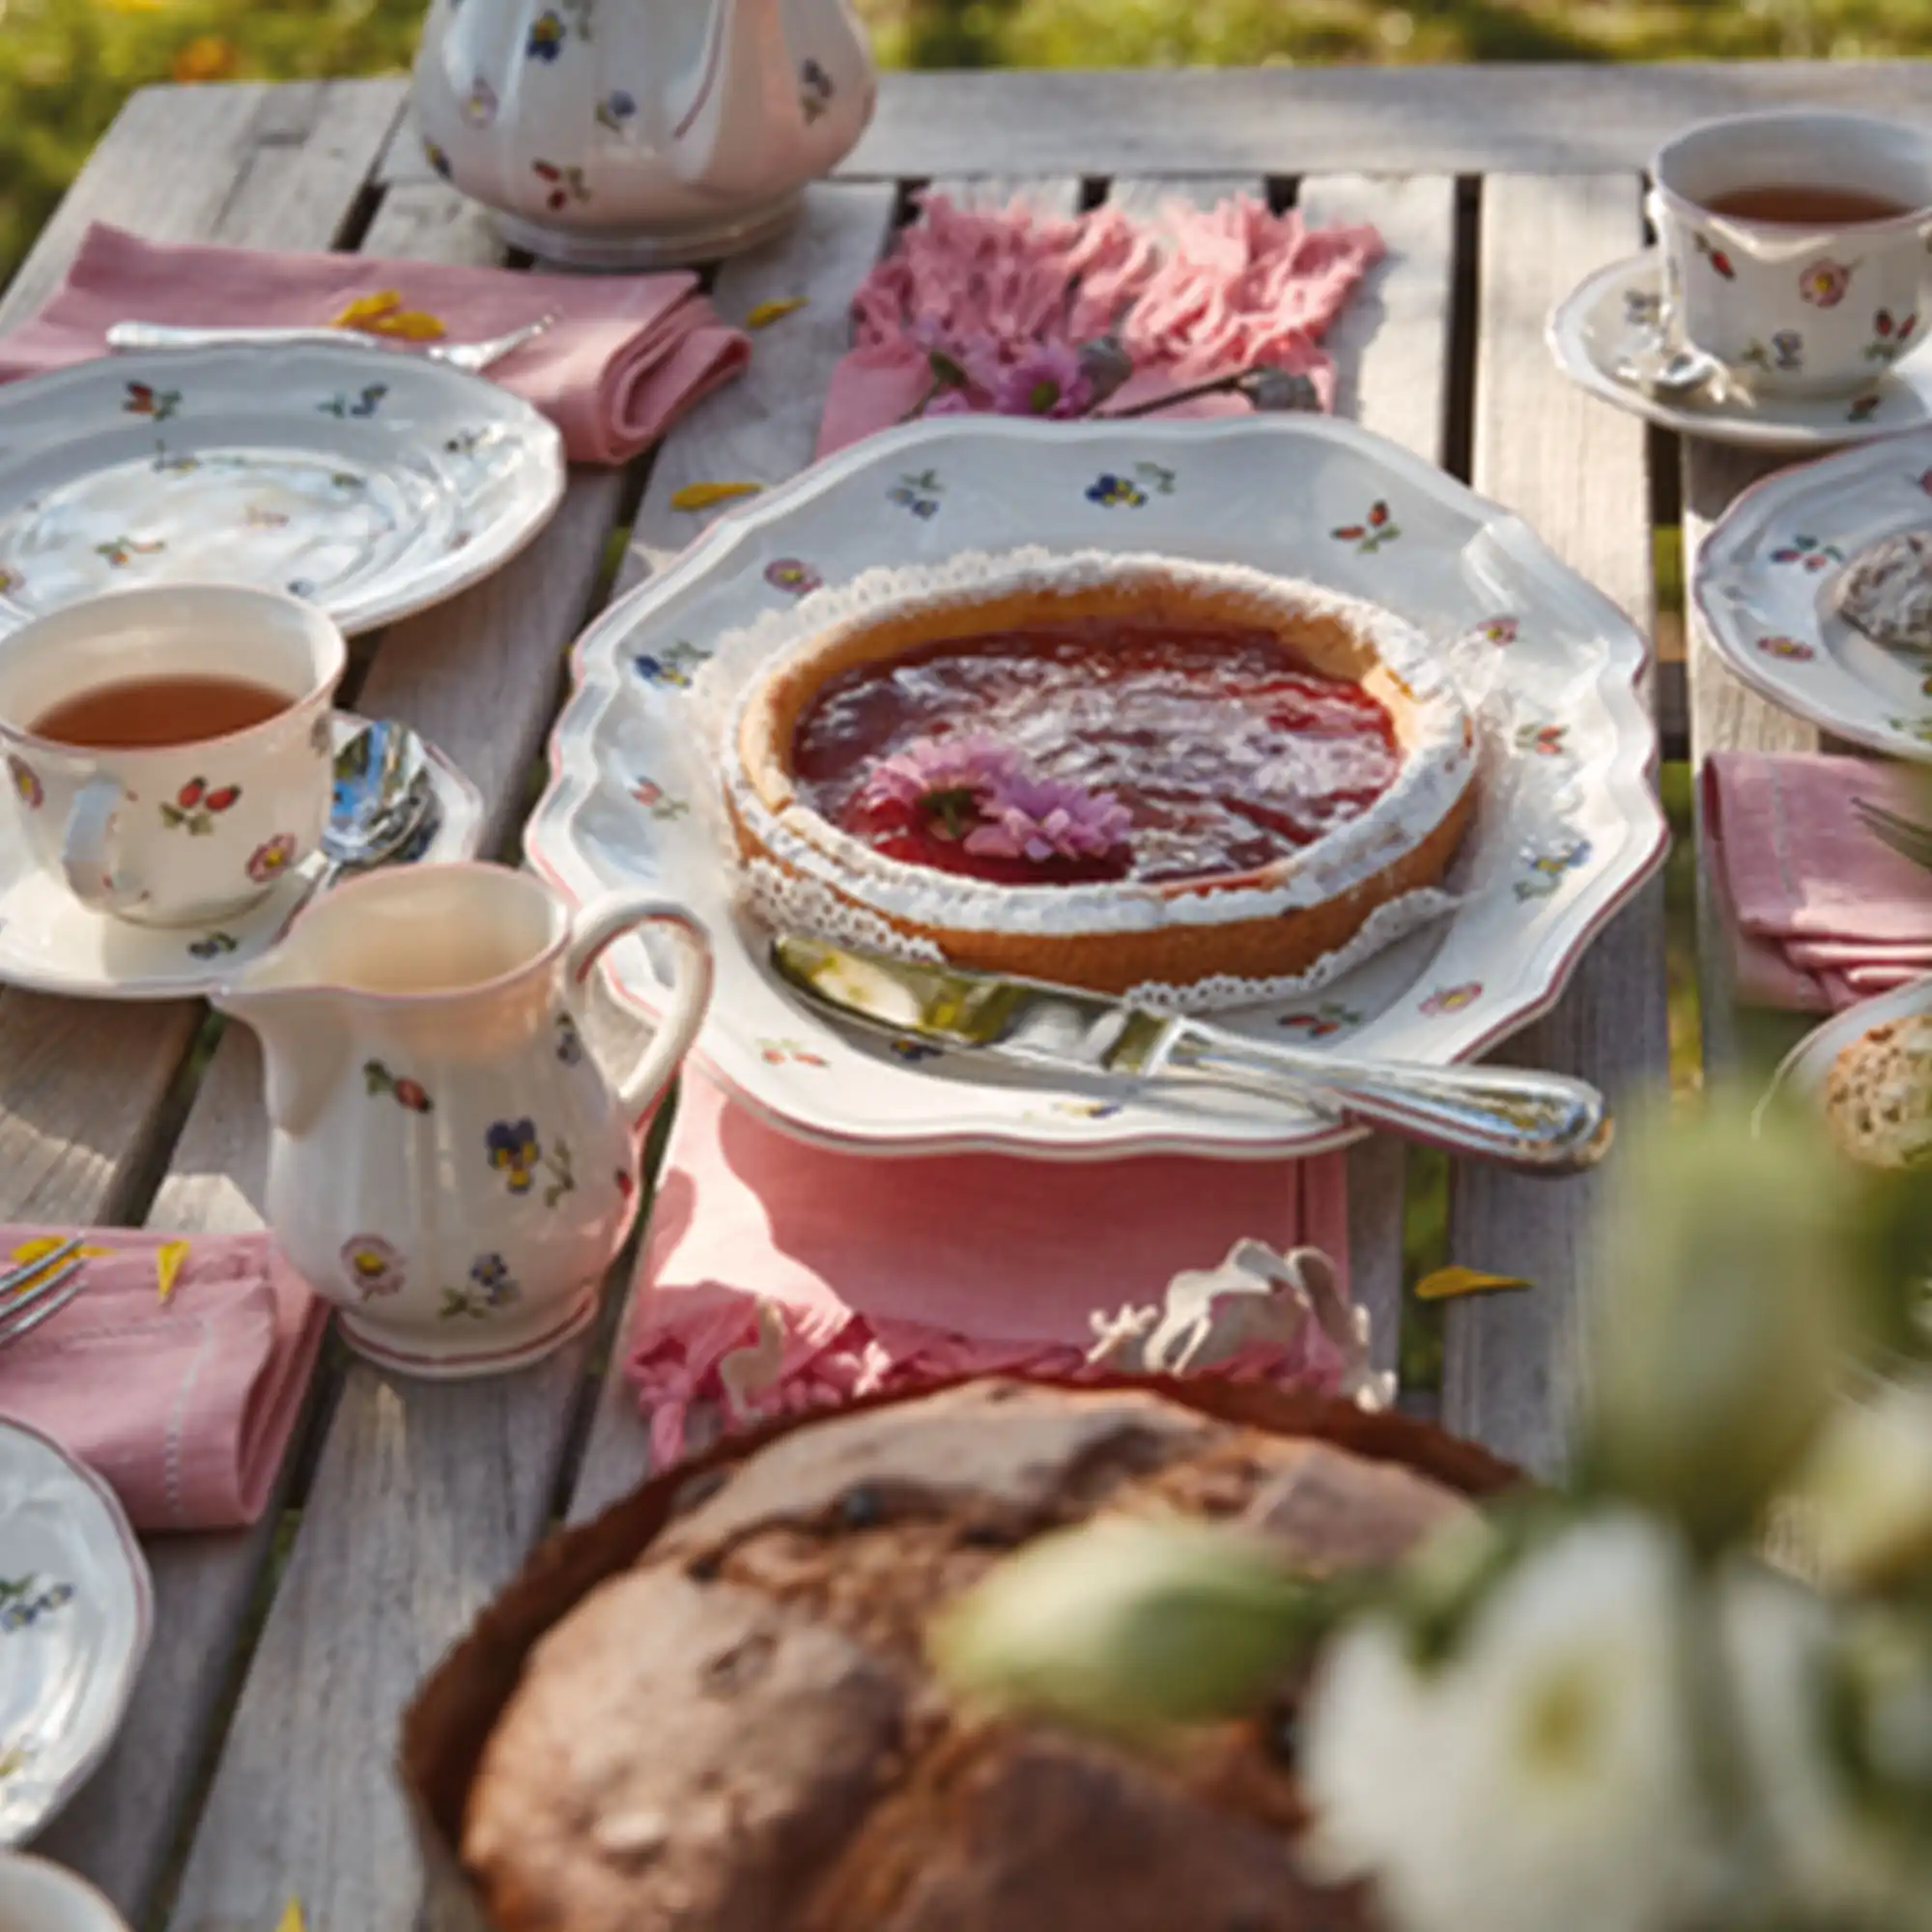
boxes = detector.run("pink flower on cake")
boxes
[860,733,1019,821]
[965,771,1134,865]
[993,343,1093,419]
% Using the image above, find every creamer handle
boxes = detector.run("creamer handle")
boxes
[564,895,714,1120]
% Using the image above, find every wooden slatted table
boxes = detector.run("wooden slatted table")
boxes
[7,59,1914,1929]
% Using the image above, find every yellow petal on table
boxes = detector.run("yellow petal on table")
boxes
[1414,1265,1532,1301]
[7,1237,110,1295]
[275,1899,307,1932]
[746,297,808,328]
[156,1239,192,1306]
[364,309,447,341]
[330,292,402,330]
[669,481,762,512]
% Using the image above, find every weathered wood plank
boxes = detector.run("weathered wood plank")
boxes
[1681,441,1820,1076]
[153,187,636,1932]
[4,81,407,327]
[11,86,405,1921]
[0,79,408,1236]
[382,65,1932,190]
[1442,174,1667,1477]
[615,180,899,596]
[1304,174,1458,1388]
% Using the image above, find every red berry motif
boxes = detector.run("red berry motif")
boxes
[178,779,205,810]
[204,784,241,813]
[364,1059,435,1113]
[1368,500,1389,529]
[615,1170,636,1199]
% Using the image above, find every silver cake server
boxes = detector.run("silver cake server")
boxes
[770,935,1613,1175]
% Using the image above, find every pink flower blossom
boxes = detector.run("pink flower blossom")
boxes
[922,386,978,417]
[964,770,1133,864]
[860,733,1019,817]
[993,343,1093,419]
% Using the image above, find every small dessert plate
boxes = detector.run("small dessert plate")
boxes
[526,413,1665,1161]
[1694,434,1932,760]
[0,1416,152,1848]
[1757,973,1932,1130]
[0,714,485,999]
[0,345,564,639]
[1548,252,1932,450]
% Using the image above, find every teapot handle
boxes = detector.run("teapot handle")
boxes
[564,894,714,1121]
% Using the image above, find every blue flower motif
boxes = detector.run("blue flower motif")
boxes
[486,1118,540,1193]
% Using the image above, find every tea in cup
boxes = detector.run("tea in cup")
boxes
[0,583,346,926]
[1650,110,1932,398]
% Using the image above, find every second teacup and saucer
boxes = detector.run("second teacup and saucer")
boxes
[1548,109,1932,449]
[0,582,484,1000]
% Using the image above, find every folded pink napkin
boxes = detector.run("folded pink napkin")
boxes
[0,223,751,467]
[818,190,1383,458]
[0,1227,327,1533]
[1703,752,1932,1012]
[626,1073,1355,1466]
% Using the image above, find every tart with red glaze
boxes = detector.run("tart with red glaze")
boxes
[719,553,1477,998]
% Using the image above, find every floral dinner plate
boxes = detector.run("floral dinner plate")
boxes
[1760,974,1932,1128]
[0,1416,152,1848]
[0,345,564,639]
[526,414,1665,1161]
[0,713,485,1000]
[1548,252,1932,451]
[1694,433,1932,761]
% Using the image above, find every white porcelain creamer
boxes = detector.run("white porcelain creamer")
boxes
[413,0,877,268]
[213,863,711,1378]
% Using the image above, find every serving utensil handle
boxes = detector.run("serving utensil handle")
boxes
[1163,1022,1613,1174]
[105,322,391,355]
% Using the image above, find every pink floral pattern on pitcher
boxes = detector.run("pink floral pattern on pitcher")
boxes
[247,834,298,884]
[7,757,41,811]
[341,1234,405,1301]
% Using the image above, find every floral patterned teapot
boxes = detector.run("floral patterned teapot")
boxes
[412,0,876,268]
[213,863,711,1378]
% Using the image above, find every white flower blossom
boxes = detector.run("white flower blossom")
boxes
[1299,1512,1715,1932]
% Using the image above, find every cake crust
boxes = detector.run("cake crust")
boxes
[714,554,1477,997]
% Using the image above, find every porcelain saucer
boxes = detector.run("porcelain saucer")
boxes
[1694,433,1932,760]
[0,1416,152,1848]
[0,714,484,999]
[1548,252,1932,450]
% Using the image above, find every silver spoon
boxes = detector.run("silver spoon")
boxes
[314,719,434,892]
[103,314,556,375]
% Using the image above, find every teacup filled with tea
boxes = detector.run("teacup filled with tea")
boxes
[0,582,345,926]
[1650,109,1932,398]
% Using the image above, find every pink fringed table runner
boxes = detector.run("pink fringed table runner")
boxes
[625,1074,1354,1466]
[0,1226,326,1533]
[1703,753,1932,1012]
[818,190,1384,456]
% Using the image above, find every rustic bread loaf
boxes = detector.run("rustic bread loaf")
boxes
[462,1380,1472,1932]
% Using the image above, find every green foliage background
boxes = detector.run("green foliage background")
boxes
[7,0,1932,290]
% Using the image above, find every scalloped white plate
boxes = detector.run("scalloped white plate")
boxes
[0,346,564,639]
[1693,434,1932,761]
[0,1416,152,1847]
[525,415,1666,1160]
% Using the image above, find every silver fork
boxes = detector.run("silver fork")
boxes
[0,1236,86,1350]
[102,313,557,374]
[1854,794,1932,872]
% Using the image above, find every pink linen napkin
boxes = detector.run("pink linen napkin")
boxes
[1703,752,1932,1012]
[818,190,1384,458]
[626,1073,1354,1466]
[0,1226,327,1533]
[0,223,751,468]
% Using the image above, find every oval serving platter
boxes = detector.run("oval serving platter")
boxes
[0,1415,152,1847]
[526,413,1666,1161]
[0,345,564,640]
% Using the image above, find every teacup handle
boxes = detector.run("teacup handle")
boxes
[63,775,145,915]
[564,892,714,1119]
